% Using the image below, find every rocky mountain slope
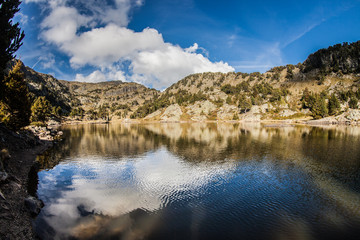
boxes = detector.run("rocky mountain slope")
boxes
[59,80,158,119]
[132,41,360,123]
[10,40,360,123]
[21,64,75,113]
[8,61,159,120]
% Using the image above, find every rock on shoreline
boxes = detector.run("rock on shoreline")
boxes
[27,125,63,141]
[306,109,360,125]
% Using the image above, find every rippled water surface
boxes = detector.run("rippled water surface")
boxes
[34,123,360,240]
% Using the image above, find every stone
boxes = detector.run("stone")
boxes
[24,196,44,217]
[301,108,311,115]
[0,171,8,182]
[144,109,162,120]
[346,109,360,121]
[47,120,61,126]
[0,190,5,200]
[185,100,217,119]
[217,104,238,120]
[160,104,182,122]
[279,109,298,117]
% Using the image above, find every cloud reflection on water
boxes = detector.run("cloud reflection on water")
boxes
[35,123,360,240]
[37,145,237,239]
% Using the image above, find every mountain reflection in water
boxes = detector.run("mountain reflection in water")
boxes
[34,123,360,240]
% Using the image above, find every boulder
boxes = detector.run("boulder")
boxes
[279,109,298,117]
[144,109,162,120]
[186,100,216,119]
[0,171,8,182]
[24,196,44,217]
[346,109,360,121]
[217,104,238,120]
[160,104,182,122]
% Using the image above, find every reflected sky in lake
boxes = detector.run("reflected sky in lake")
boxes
[34,123,360,240]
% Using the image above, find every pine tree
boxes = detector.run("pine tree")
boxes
[328,93,340,115]
[52,106,62,118]
[31,96,52,123]
[301,88,314,109]
[0,0,25,101]
[311,94,328,119]
[238,94,252,113]
[69,107,84,119]
[349,97,358,109]
[0,60,31,130]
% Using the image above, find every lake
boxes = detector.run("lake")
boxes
[33,123,360,240]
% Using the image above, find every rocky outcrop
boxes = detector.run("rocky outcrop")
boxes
[0,123,40,152]
[217,104,238,120]
[144,109,163,120]
[307,109,360,125]
[60,80,159,119]
[26,125,63,141]
[345,109,360,121]
[279,109,298,117]
[160,104,182,122]
[186,101,217,121]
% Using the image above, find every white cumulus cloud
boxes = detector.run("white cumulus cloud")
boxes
[41,6,90,45]
[27,0,234,89]
[75,70,106,83]
[75,69,126,83]
[130,44,234,89]
[64,25,164,68]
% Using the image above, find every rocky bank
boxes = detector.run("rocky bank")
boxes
[0,123,62,239]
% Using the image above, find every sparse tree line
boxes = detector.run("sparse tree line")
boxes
[301,87,359,119]
[130,93,170,119]
[70,105,109,121]
[131,75,360,120]
[68,101,134,121]
[130,80,291,119]
[220,81,290,113]
[129,49,359,120]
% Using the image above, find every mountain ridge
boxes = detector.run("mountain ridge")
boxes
[13,40,360,123]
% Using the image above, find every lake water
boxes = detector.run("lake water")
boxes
[33,123,360,240]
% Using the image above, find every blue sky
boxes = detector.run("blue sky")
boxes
[16,0,360,89]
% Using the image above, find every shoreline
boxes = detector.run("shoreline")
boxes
[0,141,53,239]
[0,124,62,240]
[60,117,360,126]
